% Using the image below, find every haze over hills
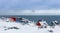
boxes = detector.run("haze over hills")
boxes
[0,10,60,15]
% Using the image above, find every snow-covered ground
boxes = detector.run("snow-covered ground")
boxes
[0,19,60,33]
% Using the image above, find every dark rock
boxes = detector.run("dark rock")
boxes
[4,27,19,30]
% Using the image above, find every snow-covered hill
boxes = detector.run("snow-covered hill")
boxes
[0,19,60,33]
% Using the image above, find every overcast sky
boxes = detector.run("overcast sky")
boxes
[0,0,60,15]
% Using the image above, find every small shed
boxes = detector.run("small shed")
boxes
[9,17,16,22]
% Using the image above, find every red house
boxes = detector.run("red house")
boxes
[36,22,41,27]
[9,17,16,22]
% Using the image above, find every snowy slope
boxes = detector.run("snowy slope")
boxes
[0,19,60,33]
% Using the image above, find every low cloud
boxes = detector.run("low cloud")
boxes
[0,10,60,15]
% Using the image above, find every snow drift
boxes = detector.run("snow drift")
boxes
[0,19,60,33]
